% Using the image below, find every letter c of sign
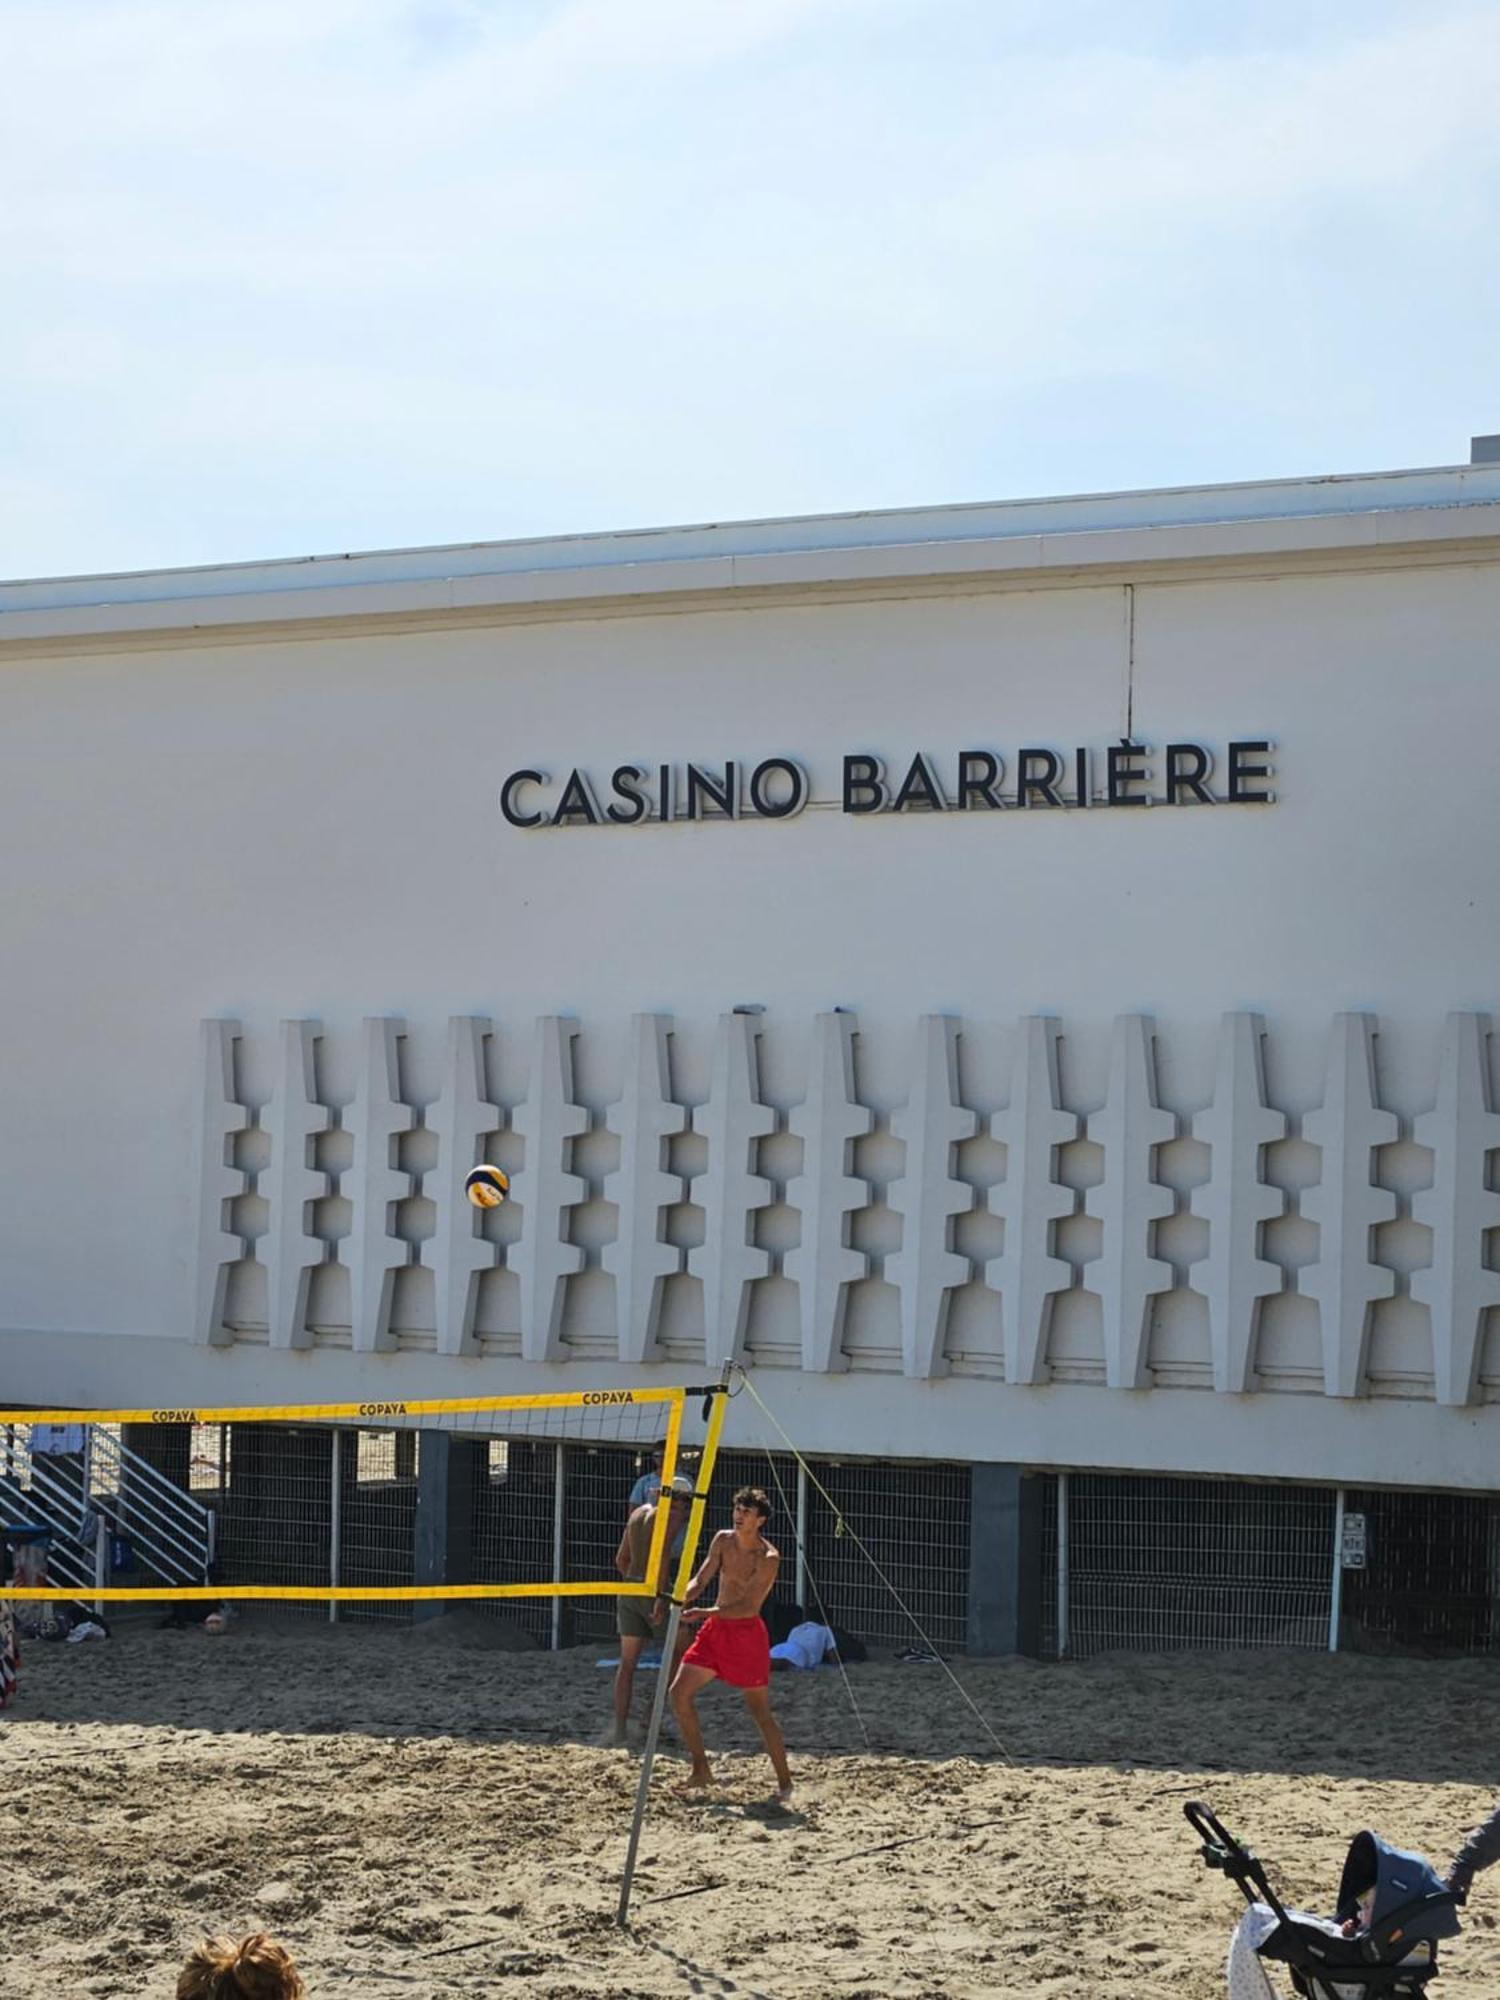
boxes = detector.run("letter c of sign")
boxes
[501,770,548,828]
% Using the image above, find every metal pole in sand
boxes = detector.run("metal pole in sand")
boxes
[617,1374,732,1928]
[616,1595,686,1928]
[1328,1488,1345,1654]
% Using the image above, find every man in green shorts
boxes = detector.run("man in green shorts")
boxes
[608,1475,692,1747]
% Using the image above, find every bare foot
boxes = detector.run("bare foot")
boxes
[597,1723,629,1749]
[677,1774,715,1799]
[773,1785,794,1807]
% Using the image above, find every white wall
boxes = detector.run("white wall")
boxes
[3,511,1500,1482]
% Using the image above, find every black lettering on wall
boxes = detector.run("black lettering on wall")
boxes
[1074,746,1090,807]
[1227,740,1273,803]
[892,752,946,812]
[843,754,889,814]
[1018,748,1064,808]
[957,750,1004,810]
[552,768,603,826]
[1165,743,1215,805]
[685,762,739,821]
[500,770,548,828]
[607,765,649,824]
[748,757,809,819]
[1107,741,1150,806]
[658,763,674,823]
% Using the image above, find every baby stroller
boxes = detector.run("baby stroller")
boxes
[1185,1801,1461,1999]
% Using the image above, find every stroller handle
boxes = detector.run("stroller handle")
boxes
[1184,1800,1290,1924]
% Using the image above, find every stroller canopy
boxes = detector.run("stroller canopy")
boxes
[1337,1833,1462,1944]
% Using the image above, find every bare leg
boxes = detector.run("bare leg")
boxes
[669,1662,718,1789]
[611,1633,646,1744]
[742,1686,792,1797]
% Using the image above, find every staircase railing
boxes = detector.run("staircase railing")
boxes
[1,1422,214,1596]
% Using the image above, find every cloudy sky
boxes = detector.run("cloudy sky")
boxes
[4,0,1498,577]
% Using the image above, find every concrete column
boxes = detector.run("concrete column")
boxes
[967,1462,1044,1657]
[413,1431,483,1621]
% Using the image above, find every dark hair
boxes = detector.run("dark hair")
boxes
[732,1486,771,1520]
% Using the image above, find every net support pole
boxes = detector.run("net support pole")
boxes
[1328,1488,1345,1654]
[616,1594,686,1929]
[329,1431,342,1626]
[1056,1472,1070,1660]
[617,1374,732,1928]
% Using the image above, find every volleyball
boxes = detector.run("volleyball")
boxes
[465,1164,510,1210]
[204,1613,225,1635]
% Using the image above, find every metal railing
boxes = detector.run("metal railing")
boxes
[0,1423,214,1595]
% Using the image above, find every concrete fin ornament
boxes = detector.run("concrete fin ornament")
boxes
[510,1016,588,1362]
[987,1016,1078,1386]
[888,1015,976,1380]
[1189,1012,1287,1392]
[1301,1013,1398,1398]
[786,1011,873,1374]
[603,1013,688,1364]
[428,1015,502,1358]
[689,1011,776,1367]
[347,1016,415,1354]
[192,1018,249,1348]
[1412,1012,1500,1406]
[264,1019,330,1351]
[1086,1014,1177,1390]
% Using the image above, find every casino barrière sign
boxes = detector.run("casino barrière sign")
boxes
[500,740,1274,827]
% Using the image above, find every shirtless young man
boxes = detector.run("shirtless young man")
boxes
[669,1486,793,1803]
[609,1477,692,1747]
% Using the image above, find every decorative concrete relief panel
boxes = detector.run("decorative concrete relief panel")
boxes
[689,1011,776,1368]
[428,1015,502,1359]
[1189,1012,1287,1393]
[1302,1013,1399,1398]
[346,1016,415,1355]
[888,1015,977,1380]
[1412,1012,1500,1406]
[603,1013,688,1364]
[1086,1015,1177,1390]
[510,1015,588,1363]
[193,1018,249,1347]
[264,1019,330,1351]
[786,1011,873,1374]
[987,1017,1079,1386]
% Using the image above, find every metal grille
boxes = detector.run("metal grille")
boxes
[470,1437,558,1644]
[1036,1471,1061,1658]
[338,1430,416,1623]
[1055,1473,1335,1657]
[1340,1488,1500,1653]
[213,1422,334,1618]
[564,1442,657,1645]
[802,1458,970,1655]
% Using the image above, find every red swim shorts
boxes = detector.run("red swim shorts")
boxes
[681,1614,770,1689]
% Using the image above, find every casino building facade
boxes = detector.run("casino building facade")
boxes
[4,445,1500,1654]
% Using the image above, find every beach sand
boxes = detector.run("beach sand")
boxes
[5,1617,1499,1998]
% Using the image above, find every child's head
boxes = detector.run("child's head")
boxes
[176,1933,306,2000]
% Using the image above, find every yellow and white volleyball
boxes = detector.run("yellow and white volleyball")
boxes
[465,1164,510,1211]
[204,1612,226,1634]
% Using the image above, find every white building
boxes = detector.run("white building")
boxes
[5,446,1500,1652]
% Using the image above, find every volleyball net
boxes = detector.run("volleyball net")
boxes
[0,1383,729,1610]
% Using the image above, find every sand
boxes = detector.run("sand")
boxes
[4,1617,1500,1999]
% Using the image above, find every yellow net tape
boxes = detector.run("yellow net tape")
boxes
[1,1384,721,1605]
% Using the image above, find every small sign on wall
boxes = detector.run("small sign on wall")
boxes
[1341,1512,1368,1570]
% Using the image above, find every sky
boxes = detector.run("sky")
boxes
[3,0,1499,579]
